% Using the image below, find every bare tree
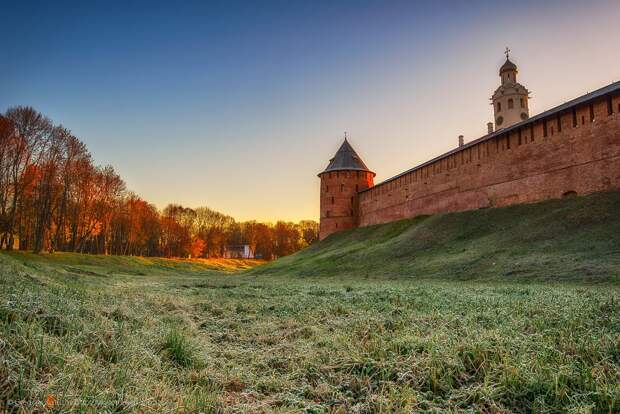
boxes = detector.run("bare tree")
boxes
[53,134,91,251]
[0,116,15,249]
[3,107,52,250]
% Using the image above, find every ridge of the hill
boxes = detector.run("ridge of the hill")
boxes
[251,191,620,282]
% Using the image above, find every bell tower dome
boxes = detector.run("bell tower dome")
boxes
[318,135,375,240]
[492,48,530,130]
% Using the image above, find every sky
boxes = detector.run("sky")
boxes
[2,0,619,222]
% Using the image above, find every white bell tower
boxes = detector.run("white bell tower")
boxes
[491,48,530,130]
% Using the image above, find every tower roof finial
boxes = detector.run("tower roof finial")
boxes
[344,131,348,141]
[504,46,511,59]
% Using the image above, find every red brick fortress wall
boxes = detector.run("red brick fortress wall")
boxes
[358,93,620,227]
[319,170,374,239]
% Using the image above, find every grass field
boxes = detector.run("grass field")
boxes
[1,192,620,413]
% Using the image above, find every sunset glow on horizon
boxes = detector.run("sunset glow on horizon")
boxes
[2,0,619,221]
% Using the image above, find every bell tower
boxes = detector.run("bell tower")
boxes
[318,135,375,240]
[492,48,530,130]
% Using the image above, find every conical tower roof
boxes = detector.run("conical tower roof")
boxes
[319,138,374,176]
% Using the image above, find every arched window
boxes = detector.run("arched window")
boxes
[520,98,525,108]
[508,98,514,109]
[497,102,502,112]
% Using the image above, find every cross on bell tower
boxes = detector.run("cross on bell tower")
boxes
[504,47,511,59]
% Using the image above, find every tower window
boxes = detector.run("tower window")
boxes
[508,99,514,109]
[520,98,525,108]
[497,102,502,112]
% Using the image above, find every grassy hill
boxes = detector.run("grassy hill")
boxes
[253,190,620,283]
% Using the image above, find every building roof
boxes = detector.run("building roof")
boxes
[361,80,620,193]
[319,139,374,176]
[500,58,517,73]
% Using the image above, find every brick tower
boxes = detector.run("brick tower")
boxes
[318,137,375,240]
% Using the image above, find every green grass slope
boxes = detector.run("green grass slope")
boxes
[253,191,620,282]
[1,215,619,411]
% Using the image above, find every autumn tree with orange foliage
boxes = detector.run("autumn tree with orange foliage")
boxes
[0,106,318,259]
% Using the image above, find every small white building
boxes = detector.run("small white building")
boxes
[223,244,254,259]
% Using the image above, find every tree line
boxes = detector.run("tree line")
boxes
[0,106,318,259]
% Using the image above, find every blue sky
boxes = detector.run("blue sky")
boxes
[2,0,619,221]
